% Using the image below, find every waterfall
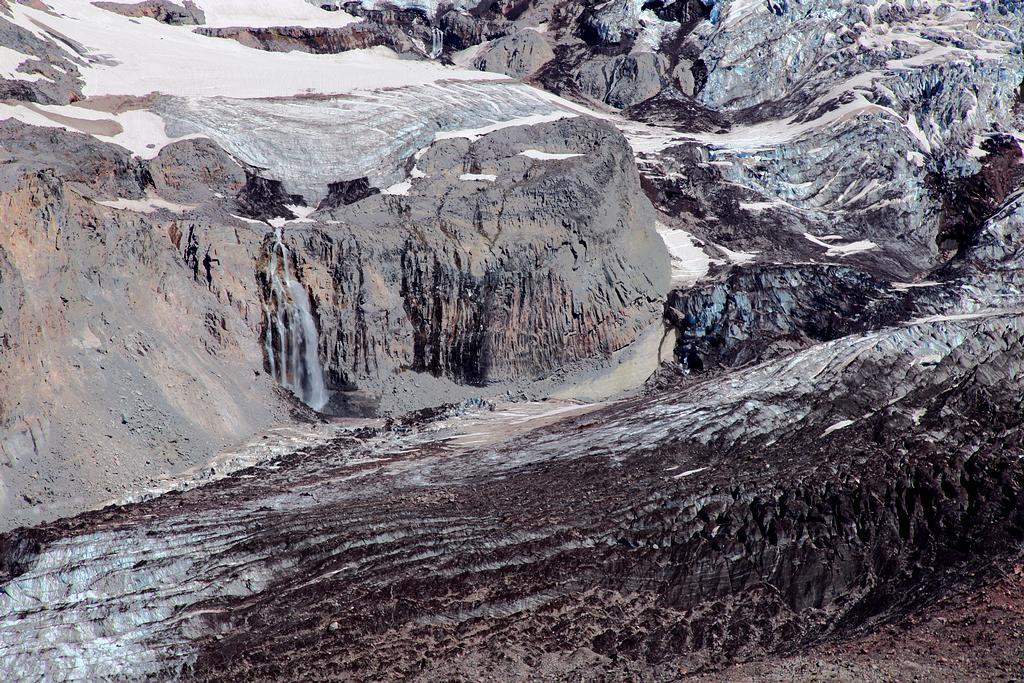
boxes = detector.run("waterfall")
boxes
[263,227,329,411]
[429,27,443,59]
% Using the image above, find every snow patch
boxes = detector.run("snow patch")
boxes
[383,180,412,196]
[672,467,709,479]
[97,195,194,213]
[0,46,47,83]
[717,245,758,265]
[891,280,941,291]
[656,224,710,288]
[0,102,202,159]
[803,233,878,257]
[519,150,583,160]
[435,112,576,142]
[822,419,855,436]
[739,200,787,212]
[459,173,496,182]
[284,204,316,222]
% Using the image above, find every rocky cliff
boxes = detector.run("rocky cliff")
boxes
[290,117,667,408]
[0,108,668,528]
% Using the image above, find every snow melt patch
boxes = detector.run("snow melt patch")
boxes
[656,224,710,288]
[230,213,267,225]
[717,244,758,265]
[804,233,878,257]
[822,419,855,436]
[435,112,576,142]
[891,280,941,291]
[383,180,412,196]
[267,206,316,228]
[284,204,316,222]
[0,46,46,82]
[672,467,709,479]
[0,102,202,159]
[519,150,583,161]
[97,195,194,213]
[739,200,788,212]
[459,173,497,182]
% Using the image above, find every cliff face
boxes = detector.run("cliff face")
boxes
[0,114,669,526]
[287,117,667,407]
[0,123,296,529]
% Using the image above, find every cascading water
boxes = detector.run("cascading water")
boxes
[262,227,329,411]
[429,27,443,59]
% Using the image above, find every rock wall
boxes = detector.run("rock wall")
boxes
[291,117,668,407]
[0,115,669,525]
[0,124,293,530]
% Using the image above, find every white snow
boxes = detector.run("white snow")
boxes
[518,150,584,161]
[230,213,267,225]
[913,353,944,367]
[5,1,506,99]
[822,419,855,436]
[717,245,758,265]
[905,113,933,153]
[672,467,709,479]
[459,173,497,182]
[803,232,878,257]
[97,195,195,213]
[656,224,710,288]
[435,112,577,142]
[891,281,941,291]
[0,46,46,83]
[619,122,688,155]
[383,180,413,196]
[0,102,201,159]
[739,200,788,212]
[284,204,316,222]
[1,0,594,195]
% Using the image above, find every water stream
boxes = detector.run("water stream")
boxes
[429,27,443,59]
[263,227,329,411]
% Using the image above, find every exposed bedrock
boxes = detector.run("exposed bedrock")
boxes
[195,21,431,57]
[92,0,205,25]
[471,28,554,79]
[575,51,668,109]
[0,124,296,530]
[0,109,671,525]
[0,9,85,104]
[195,4,515,58]
[930,133,1024,255]
[278,117,669,406]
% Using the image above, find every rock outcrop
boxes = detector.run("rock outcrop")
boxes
[289,116,668,407]
[92,0,205,25]
[0,111,669,526]
[471,28,554,79]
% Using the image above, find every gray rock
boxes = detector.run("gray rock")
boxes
[472,29,554,79]
[92,0,205,25]
[299,116,669,406]
[575,52,667,109]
